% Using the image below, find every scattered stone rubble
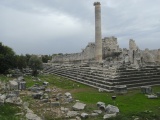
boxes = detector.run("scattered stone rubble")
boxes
[96,102,119,119]
[0,76,42,120]
[141,86,159,99]
[2,76,159,119]
[23,102,42,120]
[0,77,119,120]
[0,77,24,106]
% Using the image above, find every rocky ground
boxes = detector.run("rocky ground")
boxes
[1,75,160,120]
[0,76,120,120]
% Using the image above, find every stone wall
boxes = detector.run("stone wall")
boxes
[102,36,120,60]
[129,39,138,64]
[102,36,119,52]
[142,49,155,64]
[51,42,95,64]
[81,42,95,62]
[50,37,160,66]
[157,49,160,63]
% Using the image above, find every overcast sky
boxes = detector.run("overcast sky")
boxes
[0,0,160,55]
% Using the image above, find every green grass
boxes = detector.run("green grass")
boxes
[0,74,11,82]
[1,74,160,120]
[30,74,88,89]
[25,74,160,119]
[73,87,160,119]
[24,76,43,88]
[35,74,160,119]
[0,103,21,120]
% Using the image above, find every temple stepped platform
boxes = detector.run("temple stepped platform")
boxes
[43,64,160,92]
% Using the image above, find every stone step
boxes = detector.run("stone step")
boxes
[52,72,113,92]
[118,75,160,81]
[119,72,160,78]
[116,78,160,85]
[50,70,114,89]
[52,70,114,86]
[125,81,160,88]
[43,65,160,92]
[119,70,159,75]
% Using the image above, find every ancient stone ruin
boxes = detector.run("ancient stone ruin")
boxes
[43,2,160,92]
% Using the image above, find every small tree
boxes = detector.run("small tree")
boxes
[29,55,43,76]
[15,55,27,69]
[0,42,16,74]
[42,55,52,63]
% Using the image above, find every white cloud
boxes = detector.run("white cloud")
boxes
[0,0,160,54]
[0,4,94,54]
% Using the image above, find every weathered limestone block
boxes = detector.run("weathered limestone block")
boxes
[114,85,127,94]
[9,80,18,90]
[93,110,102,114]
[26,113,42,120]
[129,39,139,63]
[142,49,155,63]
[61,107,69,112]
[5,97,22,105]
[156,49,160,63]
[97,101,105,109]
[103,113,116,119]
[0,94,6,104]
[65,92,71,97]
[141,86,152,94]
[103,36,119,52]
[81,113,89,118]
[147,94,158,99]
[23,102,29,109]
[91,113,99,117]
[50,102,60,107]
[72,102,86,111]
[105,104,119,114]
[129,39,137,50]
[67,111,79,117]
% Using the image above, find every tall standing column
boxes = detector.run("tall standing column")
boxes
[94,2,102,63]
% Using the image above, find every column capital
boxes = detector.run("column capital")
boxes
[94,2,101,6]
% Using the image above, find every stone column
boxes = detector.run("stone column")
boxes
[94,2,102,63]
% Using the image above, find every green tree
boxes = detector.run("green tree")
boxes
[15,55,27,69]
[25,54,31,66]
[0,42,16,74]
[28,55,43,76]
[42,55,52,63]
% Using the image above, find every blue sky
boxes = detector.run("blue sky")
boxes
[0,0,160,55]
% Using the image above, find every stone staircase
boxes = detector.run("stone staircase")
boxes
[43,64,160,92]
[43,65,117,92]
[115,66,160,89]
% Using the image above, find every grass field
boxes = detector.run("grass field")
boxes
[0,103,21,120]
[0,74,160,120]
